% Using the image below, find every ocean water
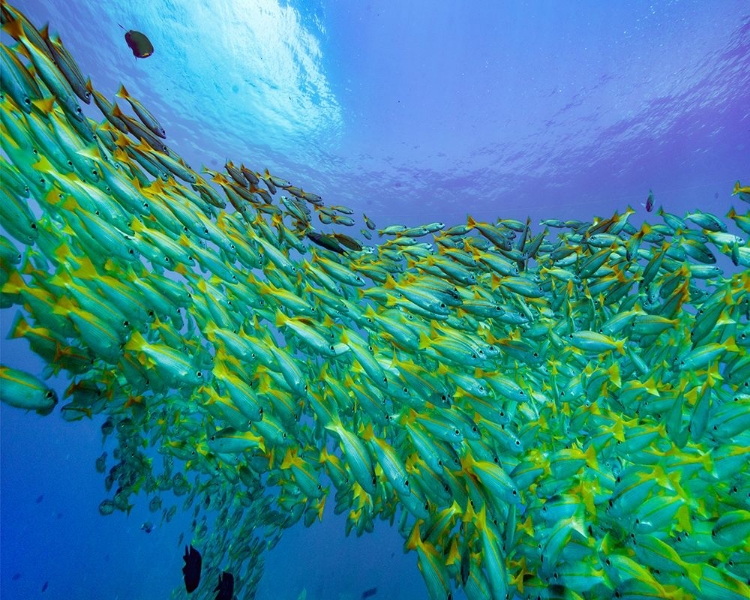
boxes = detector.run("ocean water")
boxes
[1,1,749,599]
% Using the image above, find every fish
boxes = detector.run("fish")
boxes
[1,5,750,600]
[645,188,654,212]
[116,85,166,138]
[214,571,234,600]
[120,26,153,58]
[0,365,58,414]
[182,545,202,593]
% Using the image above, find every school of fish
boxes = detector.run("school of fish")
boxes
[1,3,749,599]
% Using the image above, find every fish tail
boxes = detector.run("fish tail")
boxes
[2,16,24,40]
[8,312,30,339]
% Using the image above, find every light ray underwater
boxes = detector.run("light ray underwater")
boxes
[1,2,750,599]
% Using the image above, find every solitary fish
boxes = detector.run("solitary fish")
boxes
[119,25,153,58]
[645,189,654,212]
[214,572,234,600]
[182,545,202,593]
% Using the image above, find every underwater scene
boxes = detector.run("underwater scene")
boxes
[1,1,749,599]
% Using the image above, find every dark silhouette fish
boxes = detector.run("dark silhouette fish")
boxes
[214,572,234,600]
[362,587,378,599]
[645,188,655,212]
[182,545,202,593]
[118,25,153,58]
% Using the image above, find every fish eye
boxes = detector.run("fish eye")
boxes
[454,429,460,436]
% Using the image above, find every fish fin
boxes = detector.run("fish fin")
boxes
[418,332,432,350]
[280,447,297,469]
[77,145,101,160]
[2,16,24,40]
[32,97,56,114]
[8,311,30,339]
[406,522,423,551]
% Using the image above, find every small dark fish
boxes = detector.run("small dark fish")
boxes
[141,521,154,533]
[36,494,44,503]
[645,189,654,212]
[214,571,234,600]
[306,231,346,254]
[42,581,49,592]
[332,232,364,251]
[182,545,202,593]
[361,587,378,599]
[119,25,153,59]
[12,573,21,581]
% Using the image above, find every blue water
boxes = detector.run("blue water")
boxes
[1,1,749,599]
